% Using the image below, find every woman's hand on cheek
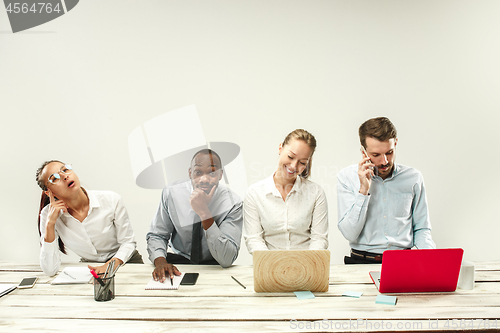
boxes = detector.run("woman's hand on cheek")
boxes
[46,190,67,224]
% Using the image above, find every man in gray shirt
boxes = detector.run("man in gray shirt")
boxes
[147,149,243,282]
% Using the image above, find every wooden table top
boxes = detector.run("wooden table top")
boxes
[0,261,499,332]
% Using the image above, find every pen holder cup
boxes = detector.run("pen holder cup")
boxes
[93,274,115,302]
[457,260,475,290]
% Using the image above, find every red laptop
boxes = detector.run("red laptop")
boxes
[369,248,464,293]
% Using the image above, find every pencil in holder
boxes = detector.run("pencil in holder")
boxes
[93,273,115,302]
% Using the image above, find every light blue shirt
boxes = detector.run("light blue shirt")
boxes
[337,164,435,254]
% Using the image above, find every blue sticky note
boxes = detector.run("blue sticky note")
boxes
[343,291,363,298]
[294,291,315,300]
[375,295,397,305]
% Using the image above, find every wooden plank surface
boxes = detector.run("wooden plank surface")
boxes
[1,262,499,332]
[3,319,499,333]
[1,261,498,282]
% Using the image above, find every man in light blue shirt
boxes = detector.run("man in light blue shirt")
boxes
[337,117,435,264]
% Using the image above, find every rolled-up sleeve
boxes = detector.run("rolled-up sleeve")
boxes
[337,171,370,242]
[39,208,61,276]
[205,201,243,268]
[411,176,436,249]
[111,196,137,263]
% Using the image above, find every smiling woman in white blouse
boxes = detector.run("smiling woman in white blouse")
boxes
[243,129,328,253]
[35,160,142,276]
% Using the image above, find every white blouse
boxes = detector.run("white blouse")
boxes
[243,174,328,253]
[39,190,137,276]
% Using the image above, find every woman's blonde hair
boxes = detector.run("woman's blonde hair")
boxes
[282,129,317,179]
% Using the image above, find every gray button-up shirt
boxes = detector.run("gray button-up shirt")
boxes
[147,180,243,268]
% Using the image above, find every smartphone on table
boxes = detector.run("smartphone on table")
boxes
[180,273,199,285]
[18,277,38,289]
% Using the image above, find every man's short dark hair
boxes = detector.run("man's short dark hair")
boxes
[359,117,397,148]
[191,149,222,168]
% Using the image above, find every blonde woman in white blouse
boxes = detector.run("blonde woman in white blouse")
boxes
[243,129,328,253]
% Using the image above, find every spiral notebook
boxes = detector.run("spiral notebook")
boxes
[51,267,93,285]
[145,272,185,290]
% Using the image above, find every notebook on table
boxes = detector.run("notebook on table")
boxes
[51,267,93,285]
[369,248,464,293]
[145,273,185,290]
[253,250,330,292]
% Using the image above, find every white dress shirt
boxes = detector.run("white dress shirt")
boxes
[39,190,137,276]
[243,174,328,253]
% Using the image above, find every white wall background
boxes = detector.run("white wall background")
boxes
[1,0,499,266]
